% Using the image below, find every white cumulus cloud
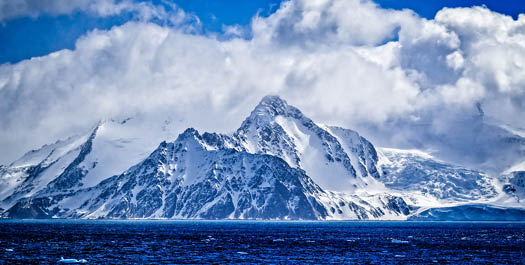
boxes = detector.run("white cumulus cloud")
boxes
[0,0,524,174]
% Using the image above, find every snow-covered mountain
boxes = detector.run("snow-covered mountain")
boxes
[233,96,383,192]
[0,117,178,211]
[2,128,411,220]
[0,96,522,220]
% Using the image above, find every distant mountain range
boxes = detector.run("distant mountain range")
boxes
[1,96,524,220]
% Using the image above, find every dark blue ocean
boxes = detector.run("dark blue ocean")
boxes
[0,220,524,264]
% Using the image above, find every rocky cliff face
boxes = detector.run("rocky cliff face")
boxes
[501,171,525,202]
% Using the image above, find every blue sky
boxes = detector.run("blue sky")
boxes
[1,0,525,64]
[376,0,525,19]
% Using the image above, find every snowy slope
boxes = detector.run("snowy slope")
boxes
[44,117,177,191]
[378,148,498,206]
[0,133,88,206]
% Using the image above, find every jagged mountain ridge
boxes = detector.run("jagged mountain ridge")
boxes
[0,96,519,220]
[3,128,411,220]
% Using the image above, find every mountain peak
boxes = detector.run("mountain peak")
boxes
[254,95,295,116]
[258,95,288,108]
[237,95,305,131]
[176,128,200,142]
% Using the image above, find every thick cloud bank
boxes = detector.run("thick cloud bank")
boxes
[0,0,524,174]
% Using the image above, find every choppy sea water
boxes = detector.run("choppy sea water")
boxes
[0,220,524,264]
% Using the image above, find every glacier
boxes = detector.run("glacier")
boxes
[0,96,523,220]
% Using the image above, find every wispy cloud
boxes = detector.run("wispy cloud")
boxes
[0,0,131,21]
[0,0,200,27]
